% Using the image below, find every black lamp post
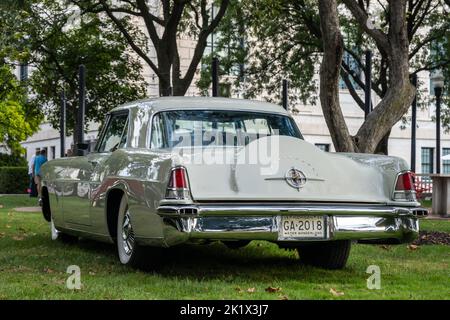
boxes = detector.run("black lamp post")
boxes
[431,70,444,174]
[410,74,417,172]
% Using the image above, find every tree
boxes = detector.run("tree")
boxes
[0,0,41,155]
[317,0,354,152]
[0,64,41,155]
[1,1,148,146]
[213,0,449,154]
[70,0,231,96]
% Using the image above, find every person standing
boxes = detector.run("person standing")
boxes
[33,149,47,205]
[28,149,40,197]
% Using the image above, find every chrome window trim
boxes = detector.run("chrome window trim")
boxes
[95,110,130,153]
[148,109,303,150]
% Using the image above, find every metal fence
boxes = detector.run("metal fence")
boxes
[414,173,433,199]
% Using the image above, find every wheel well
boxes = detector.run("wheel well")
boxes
[41,186,51,222]
[106,188,124,240]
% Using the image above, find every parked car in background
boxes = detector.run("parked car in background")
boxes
[40,97,426,269]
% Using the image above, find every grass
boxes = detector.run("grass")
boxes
[421,200,432,208]
[0,195,449,300]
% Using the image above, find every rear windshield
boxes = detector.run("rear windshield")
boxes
[150,110,303,149]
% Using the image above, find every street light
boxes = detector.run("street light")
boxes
[431,70,444,174]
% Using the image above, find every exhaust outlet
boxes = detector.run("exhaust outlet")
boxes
[412,208,428,218]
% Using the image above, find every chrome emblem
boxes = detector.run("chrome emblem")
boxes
[285,168,307,190]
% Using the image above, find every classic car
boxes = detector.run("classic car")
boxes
[40,97,427,270]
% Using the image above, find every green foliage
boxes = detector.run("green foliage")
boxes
[197,0,320,107]
[201,0,450,119]
[0,153,27,167]
[0,167,28,194]
[196,0,248,97]
[1,0,148,136]
[0,64,41,155]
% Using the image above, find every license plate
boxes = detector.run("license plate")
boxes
[278,216,326,240]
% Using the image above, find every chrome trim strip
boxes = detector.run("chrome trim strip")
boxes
[157,203,420,217]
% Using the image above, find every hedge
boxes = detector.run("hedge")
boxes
[0,153,27,167]
[0,167,29,194]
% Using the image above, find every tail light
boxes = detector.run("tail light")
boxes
[165,167,191,200]
[392,171,417,202]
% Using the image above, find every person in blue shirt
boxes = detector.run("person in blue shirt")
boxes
[32,149,47,204]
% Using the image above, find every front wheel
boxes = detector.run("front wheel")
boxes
[116,195,161,270]
[296,240,351,269]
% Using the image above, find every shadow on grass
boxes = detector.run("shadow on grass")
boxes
[68,238,355,281]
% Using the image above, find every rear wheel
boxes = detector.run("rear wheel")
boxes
[116,195,161,270]
[296,240,351,269]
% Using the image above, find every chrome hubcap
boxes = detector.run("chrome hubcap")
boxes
[121,211,135,255]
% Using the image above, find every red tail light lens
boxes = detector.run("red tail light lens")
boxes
[166,167,191,200]
[393,171,416,202]
[168,167,188,189]
[395,172,414,191]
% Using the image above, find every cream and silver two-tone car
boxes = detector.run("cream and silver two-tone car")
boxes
[40,97,426,269]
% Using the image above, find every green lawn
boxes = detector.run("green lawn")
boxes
[0,195,449,300]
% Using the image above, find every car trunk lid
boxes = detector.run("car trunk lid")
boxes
[174,136,398,203]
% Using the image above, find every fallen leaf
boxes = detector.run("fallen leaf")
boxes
[89,271,96,276]
[329,288,344,297]
[0,205,3,208]
[53,279,66,285]
[279,295,289,300]
[6,225,11,229]
[43,268,54,273]
[247,287,256,293]
[0,232,5,238]
[12,235,25,241]
[235,287,243,293]
[265,286,282,293]
[380,245,390,250]
[407,244,419,251]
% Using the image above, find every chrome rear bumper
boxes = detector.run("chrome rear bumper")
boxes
[156,203,423,246]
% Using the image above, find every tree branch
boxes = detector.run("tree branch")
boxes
[340,68,365,111]
[180,0,230,89]
[98,0,161,78]
[135,0,161,46]
[342,0,390,54]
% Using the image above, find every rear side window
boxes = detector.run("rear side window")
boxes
[97,112,129,152]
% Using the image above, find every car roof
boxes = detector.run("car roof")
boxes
[110,97,289,115]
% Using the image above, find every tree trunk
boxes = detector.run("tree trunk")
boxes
[318,0,356,152]
[374,130,390,155]
[344,0,415,154]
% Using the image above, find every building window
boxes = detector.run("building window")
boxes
[315,143,330,152]
[50,146,56,160]
[421,147,434,174]
[443,148,450,174]
[203,5,245,79]
[19,64,28,81]
[339,51,362,90]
